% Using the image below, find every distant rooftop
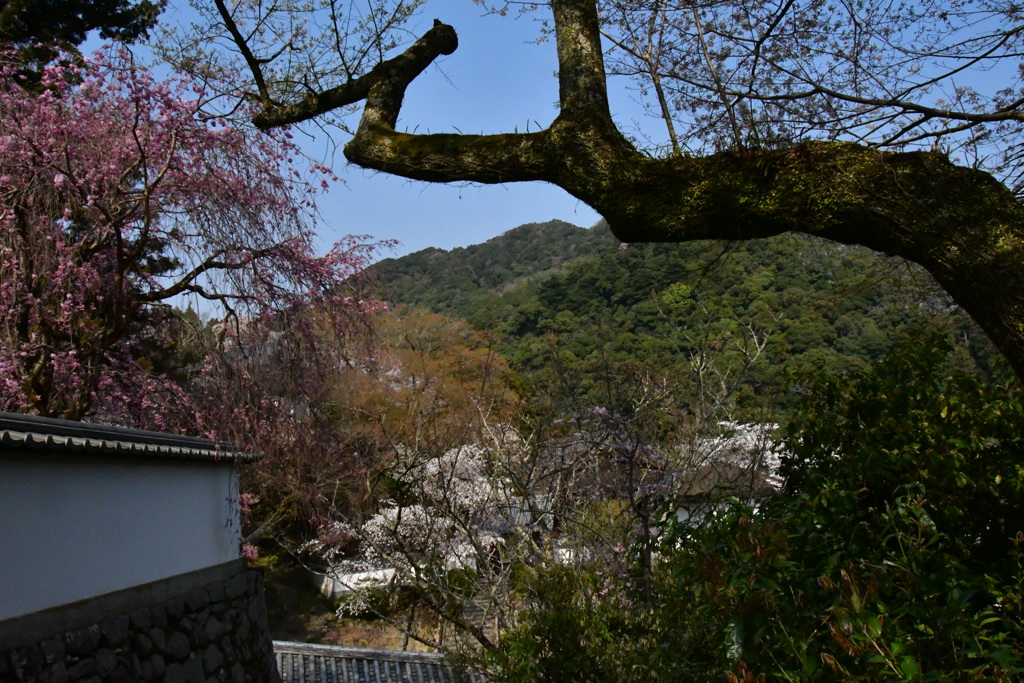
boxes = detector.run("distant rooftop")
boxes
[274,641,488,683]
[0,411,259,463]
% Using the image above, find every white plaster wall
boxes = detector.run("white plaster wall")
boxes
[0,453,241,621]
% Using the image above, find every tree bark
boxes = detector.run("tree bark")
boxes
[253,0,1024,380]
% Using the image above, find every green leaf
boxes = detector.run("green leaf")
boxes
[899,657,920,678]
[864,615,883,639]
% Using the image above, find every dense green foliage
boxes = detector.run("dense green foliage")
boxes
[483,339,1024,681]
[372,222,1005,422]
[369,220,616,319]
[0,0,164,65]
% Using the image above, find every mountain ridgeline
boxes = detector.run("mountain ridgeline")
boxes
[367,220,618,319]
[366,220,1005,417]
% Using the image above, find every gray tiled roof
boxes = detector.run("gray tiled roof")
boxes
[0,411,259,463]
[274,641,488,683]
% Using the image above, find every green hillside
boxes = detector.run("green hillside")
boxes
[369,222,1005,419]
[367,219,617,319]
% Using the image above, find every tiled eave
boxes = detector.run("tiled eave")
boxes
[0,412,260,463]
[274,641,489,683]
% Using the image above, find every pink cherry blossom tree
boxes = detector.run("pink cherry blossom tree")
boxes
[0,46,385,426]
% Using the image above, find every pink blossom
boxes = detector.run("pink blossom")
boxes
[0,46,387,425]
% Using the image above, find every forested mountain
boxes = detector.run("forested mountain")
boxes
[367,219,616,319]
[368,221,1005,419]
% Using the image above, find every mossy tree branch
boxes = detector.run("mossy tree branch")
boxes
[250,20,459,131]
[252,0,1024,381]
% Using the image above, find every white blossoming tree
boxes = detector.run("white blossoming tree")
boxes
[302,412,784,656]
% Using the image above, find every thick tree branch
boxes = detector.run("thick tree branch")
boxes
[252,20,458,130]
[552,0,611,121]
[249,0,1024,380]
[346,129,555,185]
[344,0,637,191]
[589,143,1024,380]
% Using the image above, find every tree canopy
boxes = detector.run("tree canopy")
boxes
[0,0,164,65]
[0,46,379,423]
[179,0,1024,381]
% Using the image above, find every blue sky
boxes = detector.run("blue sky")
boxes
[298,2,661,259]
[147,1,667,259]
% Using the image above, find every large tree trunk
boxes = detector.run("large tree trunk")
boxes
[252,0,1024,381]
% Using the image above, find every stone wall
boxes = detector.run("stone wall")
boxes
[0,561,280,683]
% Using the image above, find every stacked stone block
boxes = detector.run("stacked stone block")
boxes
[0,564,280,683]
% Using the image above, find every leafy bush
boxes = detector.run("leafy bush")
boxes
[484,566,650,682]
[486,338,1024,681]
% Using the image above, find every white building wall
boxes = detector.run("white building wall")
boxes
[0,453,240,621]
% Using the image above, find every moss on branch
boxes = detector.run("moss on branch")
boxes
[253,0,1024,382]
